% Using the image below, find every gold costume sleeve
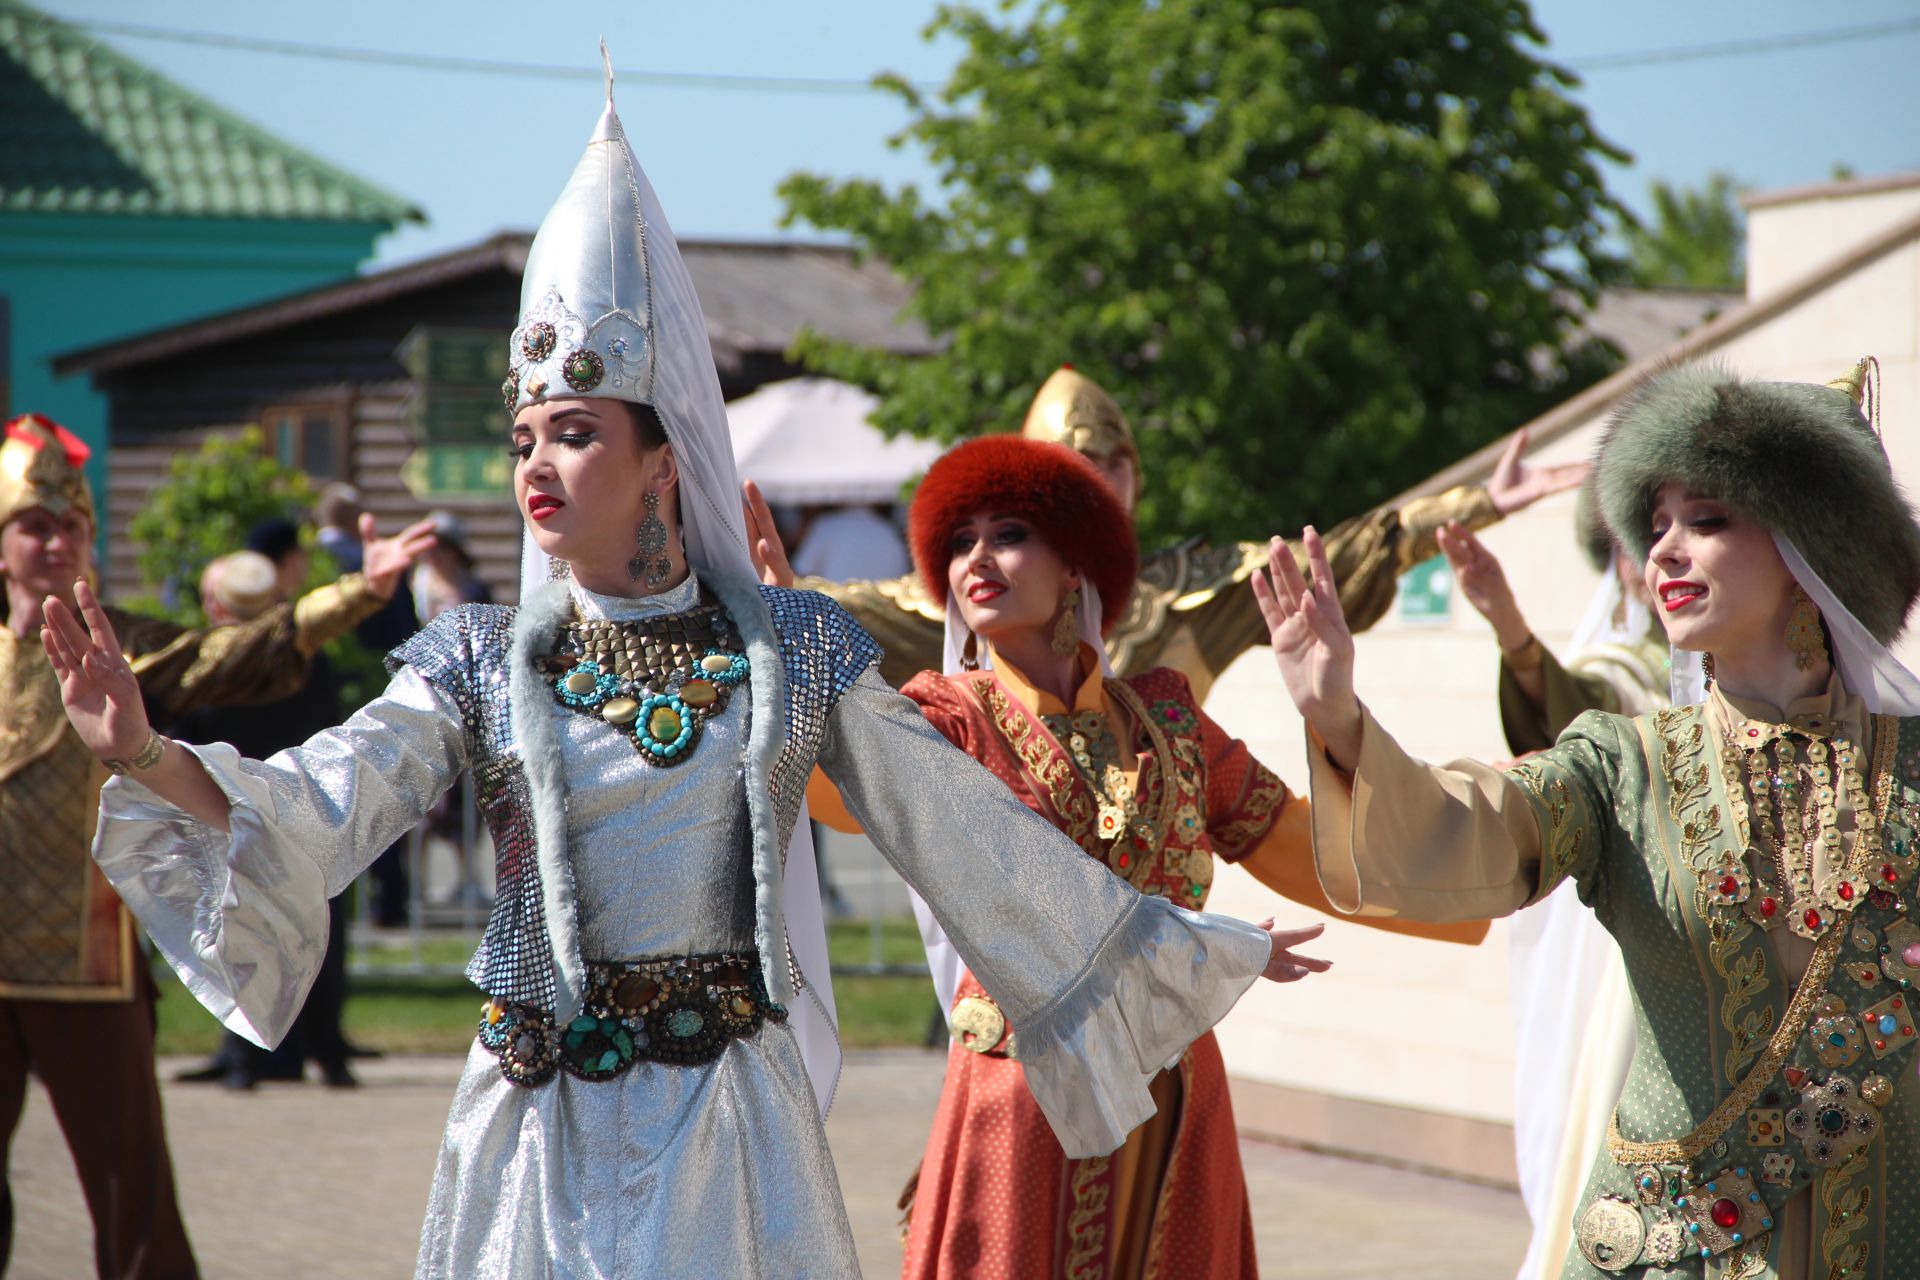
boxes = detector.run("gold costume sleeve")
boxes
[1171,485,1501,692]
[118,572,383,723]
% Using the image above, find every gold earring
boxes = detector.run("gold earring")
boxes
[1785,585,1828,672]
[961,631,981,672]
[1051,588,1081,655]
[1701,652,1715,687]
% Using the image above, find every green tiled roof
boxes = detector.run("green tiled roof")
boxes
[0,0,422,223]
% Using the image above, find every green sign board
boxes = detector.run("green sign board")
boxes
[403,387,506,445]
[1397,554,1453,624]
[402,443,513,500]
[396,326,509,387]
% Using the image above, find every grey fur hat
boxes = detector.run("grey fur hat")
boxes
[1571,482,1614,573]
[1595,363,1920,643]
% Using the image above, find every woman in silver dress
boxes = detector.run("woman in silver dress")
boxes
[37,78,1322,1279]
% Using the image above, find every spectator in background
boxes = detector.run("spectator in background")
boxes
[244,518,308,603]
[314,482,418,654]
[171,545,359,1090]
[410,511,494,625]
[790,503,910,583]
[313,483,419,925]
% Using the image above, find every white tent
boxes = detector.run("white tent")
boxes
[727,376,944,505]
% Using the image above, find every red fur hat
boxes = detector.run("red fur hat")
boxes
[909,435,1137,633]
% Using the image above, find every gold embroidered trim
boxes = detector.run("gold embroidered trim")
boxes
[1063,1154,1113,1280]
[1607,709,1899,1165]
[974,679,1100,855]
[1818,1152,1871,1279]
[1210,760,1288,861]
[1508,765,1587,896]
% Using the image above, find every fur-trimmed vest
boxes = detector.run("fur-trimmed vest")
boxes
[387,580,879,1023]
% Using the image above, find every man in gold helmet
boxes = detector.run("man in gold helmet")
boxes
[0,413,435,1277]
[748,365,1584,699]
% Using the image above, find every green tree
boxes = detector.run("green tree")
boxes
[127,428,317,625]
[780,0,1628,544]
[1624,173,1746,291]
[127,428,392,707]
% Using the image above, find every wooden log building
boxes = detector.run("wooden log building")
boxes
[53,232,934,603]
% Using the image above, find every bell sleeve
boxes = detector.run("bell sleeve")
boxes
[1195,701,1491,946]
[816,666,1273,1159]
[92,664,468,1049]
[1308,705,1620,923]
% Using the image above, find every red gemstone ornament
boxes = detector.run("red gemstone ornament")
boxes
[1710,1198,1742,1230]
[1720,874,1741,897]
[1805,909,1824,931]
[1786,1067,1810,1088]
[1761,897,1779,918]
[1840,883,1856,901]
[1885,865,1900,883]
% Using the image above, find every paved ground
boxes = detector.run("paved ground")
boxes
[9,1049,1527,1278]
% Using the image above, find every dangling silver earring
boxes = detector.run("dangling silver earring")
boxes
[629,490,671,587]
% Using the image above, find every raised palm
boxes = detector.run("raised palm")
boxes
[41,579,150,760]
[1250,529,1362,764]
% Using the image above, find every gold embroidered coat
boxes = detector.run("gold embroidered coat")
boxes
[0,578,380,1000]
[806,486,1499,698]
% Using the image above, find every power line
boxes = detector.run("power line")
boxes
[1562,16,1920,70]
[65,17,925,95]
[60,12,1920,93]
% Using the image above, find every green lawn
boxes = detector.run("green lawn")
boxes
[154,919,940,1057]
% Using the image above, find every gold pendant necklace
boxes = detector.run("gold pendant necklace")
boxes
[1710,717,1900,938]
[536,601,749,767]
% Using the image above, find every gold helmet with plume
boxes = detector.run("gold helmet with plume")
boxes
[0,414,94,531]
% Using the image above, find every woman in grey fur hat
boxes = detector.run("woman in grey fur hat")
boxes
[1259,359,1920,1280]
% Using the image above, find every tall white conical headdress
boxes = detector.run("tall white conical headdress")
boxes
[509,56,843,1114]
[512,52,754,592]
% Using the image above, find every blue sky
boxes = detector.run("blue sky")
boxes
[36,0,1920,269]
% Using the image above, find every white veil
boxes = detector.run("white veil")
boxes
[513,72,839,1113]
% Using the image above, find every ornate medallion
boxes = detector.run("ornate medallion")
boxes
[1575,1196,1644,1273]
[562,347,605,393]
[538,602,748,768]
[521,320,557,362]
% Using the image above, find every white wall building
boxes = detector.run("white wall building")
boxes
[1205,171,1920,1183]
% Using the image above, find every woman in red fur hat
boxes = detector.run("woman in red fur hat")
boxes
[760,436,1484,1279]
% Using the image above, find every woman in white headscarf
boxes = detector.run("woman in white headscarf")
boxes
[1255,360,1920,1280]
[40,71,1325,1280]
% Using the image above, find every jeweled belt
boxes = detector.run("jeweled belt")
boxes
[477,950,785,1086]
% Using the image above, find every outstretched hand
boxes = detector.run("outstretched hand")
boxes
[41,579,150,761]
[1259,919,1331,983]
[1485,428,1588,516]
[1435,520,1531,651]
[1249,528,1363,768]
[359,513,439,601]
[742,480,796,588]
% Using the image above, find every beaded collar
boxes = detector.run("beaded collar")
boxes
[535,573,750,767]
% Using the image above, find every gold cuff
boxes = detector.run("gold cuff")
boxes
[104,730,166,776]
